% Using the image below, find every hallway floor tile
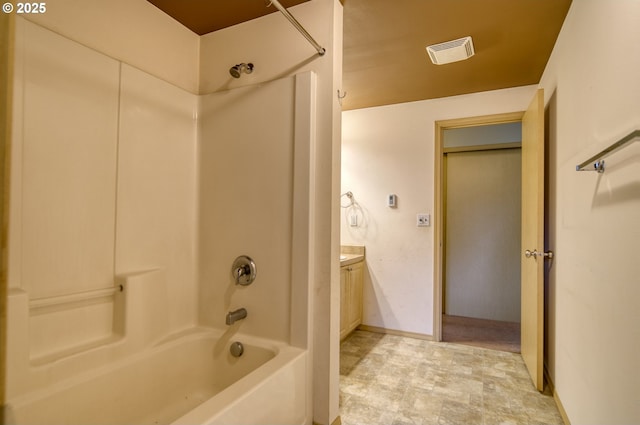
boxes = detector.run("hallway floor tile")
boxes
[339,330,563,425]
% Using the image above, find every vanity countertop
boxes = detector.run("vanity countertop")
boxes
[340,253,364,267]
[340,245,365,266]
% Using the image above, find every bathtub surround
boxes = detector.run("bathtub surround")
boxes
[22,0,200,93]
[6,1,343,424]
[198,76,299,342]
[341,1,640,422]
[19,20,120,301]
[115,63,199,333]
[197,72,320,346]
[9,270,174,395]
[7,19,200,358]
[6,16,199,396]
[198,3,344,422]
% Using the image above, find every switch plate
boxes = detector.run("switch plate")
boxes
[417,213,430,227]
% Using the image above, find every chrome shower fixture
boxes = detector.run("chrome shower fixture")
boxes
[229,63,254,78]
[232,255,257,286]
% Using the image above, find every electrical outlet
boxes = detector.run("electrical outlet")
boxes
[417,213,430,227]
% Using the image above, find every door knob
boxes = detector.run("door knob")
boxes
[524,249,554,260]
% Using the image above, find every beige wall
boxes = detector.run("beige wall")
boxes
[540,1,640,423]
[341,85,536,336]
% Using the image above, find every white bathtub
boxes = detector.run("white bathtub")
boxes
[7,328,308,425]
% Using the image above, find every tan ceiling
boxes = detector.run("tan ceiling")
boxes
[147,0,572,111]
[146,0,310,35]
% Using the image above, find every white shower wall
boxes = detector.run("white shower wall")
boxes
[197,2,344,422]
[115,63,199,331]
[14,20,120,300]
[11,13,321,351]
[197,78,297,342]
[23,0,200,93]
[8,19,200,359]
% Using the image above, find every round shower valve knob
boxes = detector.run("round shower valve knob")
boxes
[231,255,257,285]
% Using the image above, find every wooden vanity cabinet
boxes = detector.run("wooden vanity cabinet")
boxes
[340,260,364,340]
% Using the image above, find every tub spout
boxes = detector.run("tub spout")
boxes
[226,308,247,325]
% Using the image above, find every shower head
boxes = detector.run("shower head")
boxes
[229,63,254,78]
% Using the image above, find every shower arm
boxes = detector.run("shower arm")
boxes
[267,0,326,56]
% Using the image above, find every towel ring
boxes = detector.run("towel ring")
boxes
[341,191,354,208]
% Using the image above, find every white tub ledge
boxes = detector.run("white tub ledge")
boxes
[172,347,309,425]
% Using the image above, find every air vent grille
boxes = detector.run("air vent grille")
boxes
[426,36,475,65]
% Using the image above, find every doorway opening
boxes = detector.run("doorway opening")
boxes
[433,113,524,353]
[434,90,546,391]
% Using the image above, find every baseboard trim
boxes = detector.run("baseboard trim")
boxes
[312,415,341,425]
[553,390,570,425]
[544,366,570,425]
[357,325,433,341]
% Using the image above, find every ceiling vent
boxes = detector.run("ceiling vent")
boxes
[426,36,475,65]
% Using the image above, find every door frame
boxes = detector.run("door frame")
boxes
[433,112,524,342]
[1,13,15,419]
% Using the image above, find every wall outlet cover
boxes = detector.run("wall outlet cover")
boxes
[417,213,430,227]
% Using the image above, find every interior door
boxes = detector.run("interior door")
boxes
[521,88,545,391]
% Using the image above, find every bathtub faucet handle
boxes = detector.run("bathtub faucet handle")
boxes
[236,265,249,278]
[231,255,257,286]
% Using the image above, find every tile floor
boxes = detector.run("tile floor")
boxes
[442,315,520,354]
[339,330,564,425]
